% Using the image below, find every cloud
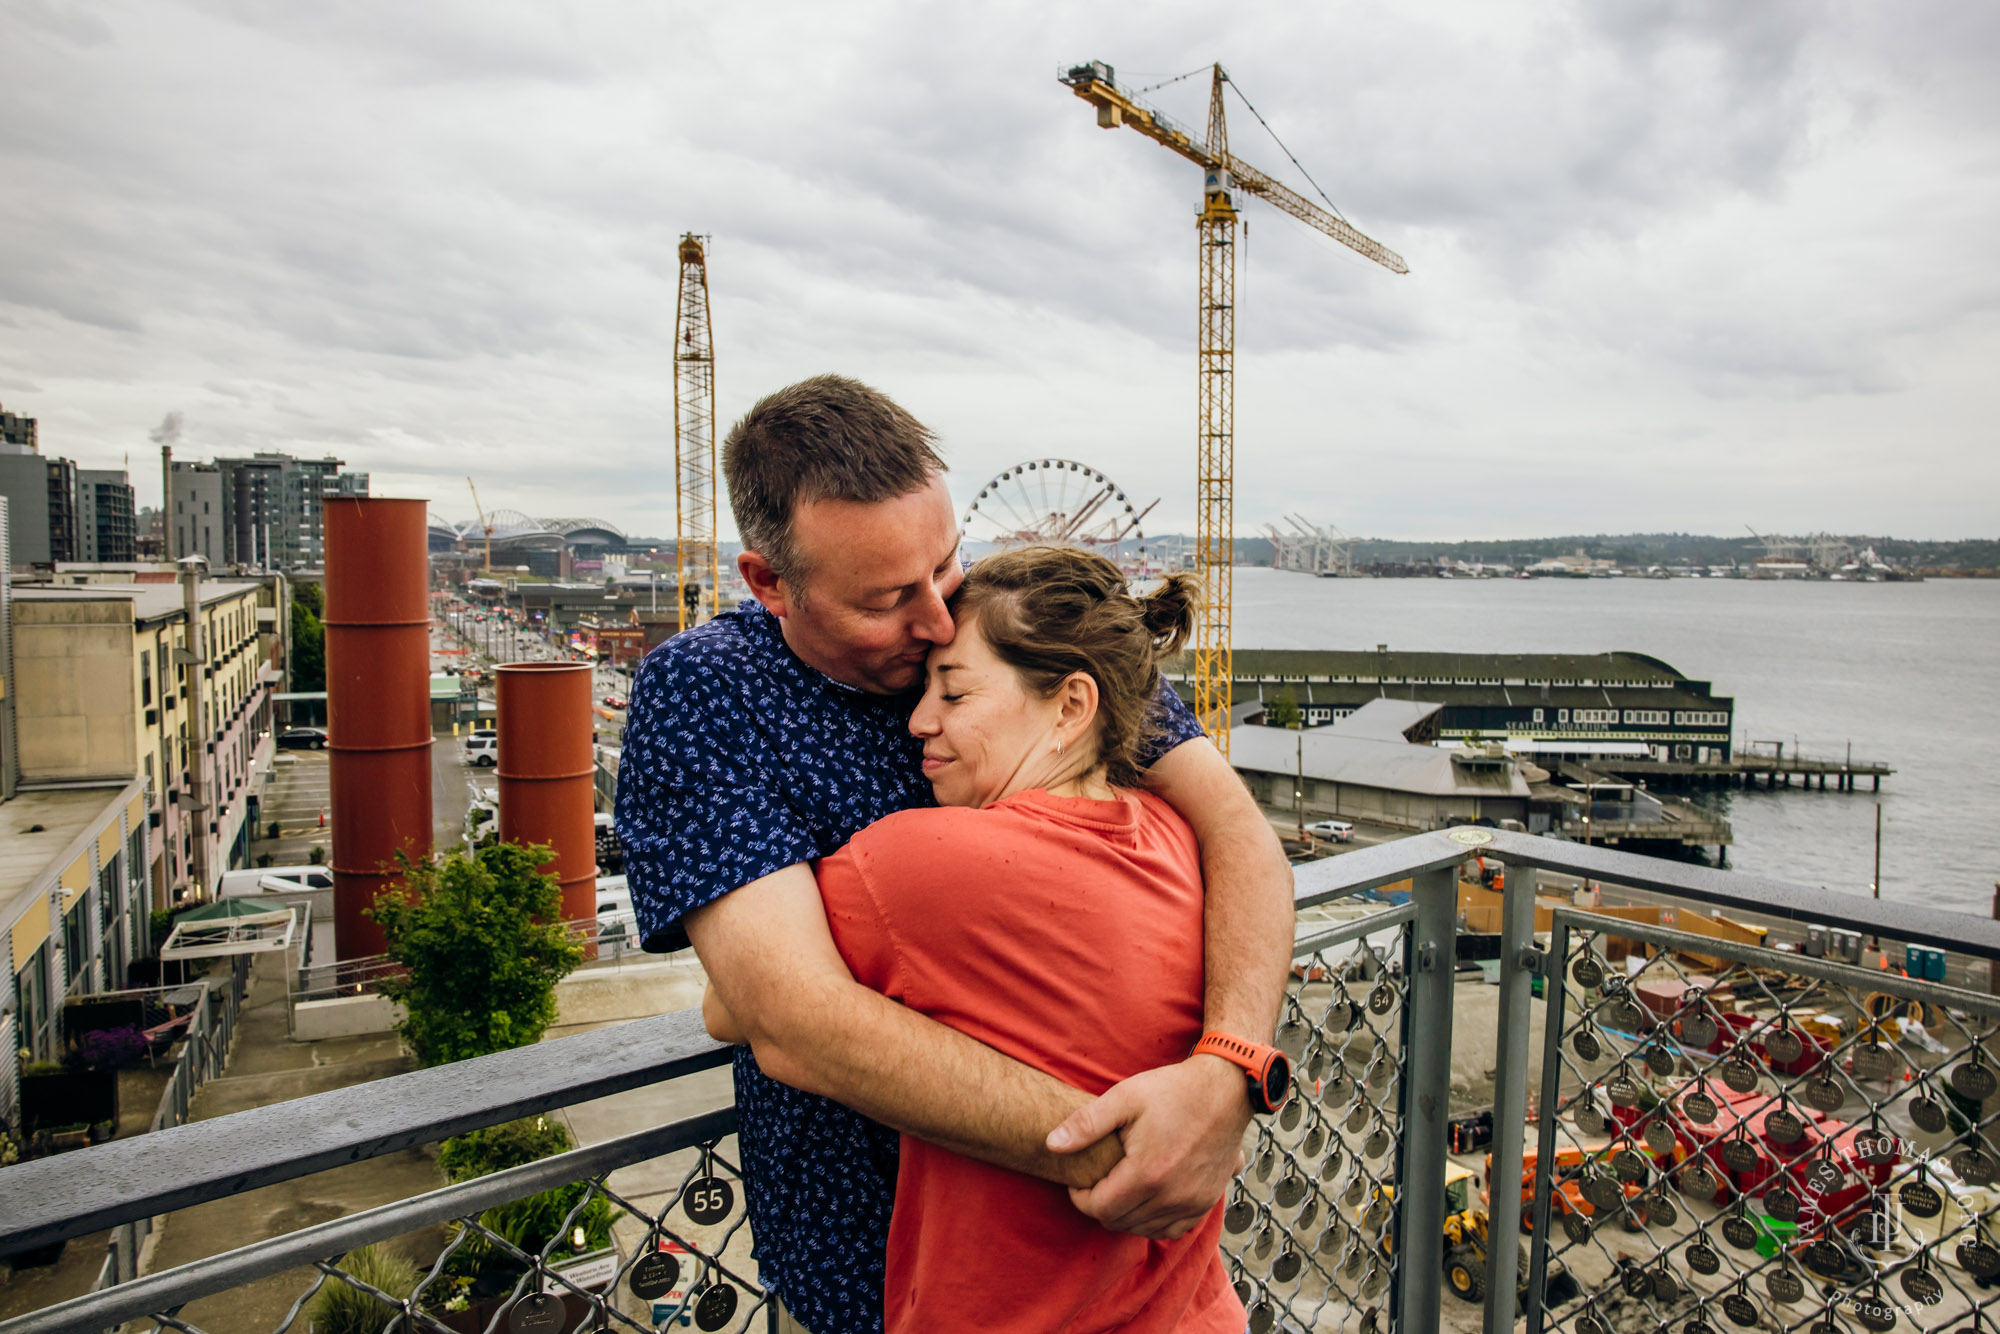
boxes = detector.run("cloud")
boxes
[0,0,1994,541]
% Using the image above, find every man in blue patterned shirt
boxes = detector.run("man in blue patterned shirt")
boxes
[616,375,1294,1334]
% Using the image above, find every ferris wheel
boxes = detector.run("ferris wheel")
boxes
[960,458,1157,574]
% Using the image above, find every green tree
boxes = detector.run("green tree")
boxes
[368,844,584,1067]
[290,600,326,693]
[1266,686,1304,730]
[293,580,325,619]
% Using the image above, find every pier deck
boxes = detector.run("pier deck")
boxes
[1585,750,1892,791]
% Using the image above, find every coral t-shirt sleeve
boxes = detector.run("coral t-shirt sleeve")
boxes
[816,845,902,999]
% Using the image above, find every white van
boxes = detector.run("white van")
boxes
[466,735,498,766]
[218,865,334,896]
[1307,819,1356,843]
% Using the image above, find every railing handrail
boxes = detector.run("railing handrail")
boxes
[0,1008,729,1258]
[0,1108,738,1334]
[6,827,1996,1270]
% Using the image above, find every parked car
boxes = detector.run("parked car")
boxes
[1307,819,1356,842]
[466,735,498,766]
[602,694,629,709]
[219,866,334,896]
[279,727,329,750]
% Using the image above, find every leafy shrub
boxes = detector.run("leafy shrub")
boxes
[306,1244,416,1334]
[368,844,583,1067]
[438,1118,614,1271]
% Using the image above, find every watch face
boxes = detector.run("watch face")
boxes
[1263,1052,1293,1112]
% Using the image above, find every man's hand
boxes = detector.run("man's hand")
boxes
[1045,1055,1250,1240]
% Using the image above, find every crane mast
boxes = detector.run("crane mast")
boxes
[674,234,720,633]
[1061,61,1406,756]
[466,477,493,574]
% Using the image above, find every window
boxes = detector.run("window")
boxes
[1674,710,1729,727]
[1532,708,1544,723]
[1573,709,1618,724]
[1557,709,1569,724]
[141,650,152,706]
[1622,710,1671,725]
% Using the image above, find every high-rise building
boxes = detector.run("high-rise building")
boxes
[78,469,138,563]
[0,495,16,802]
[0,401,35,451]
[0,404,81,568]
[170,460,227,565]
[168,451,367,568]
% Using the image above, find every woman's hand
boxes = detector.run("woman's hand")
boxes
[702,981,747,1044]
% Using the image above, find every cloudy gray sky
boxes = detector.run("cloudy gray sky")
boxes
[2,0,1995,541]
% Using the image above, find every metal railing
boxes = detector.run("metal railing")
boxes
[4,831,1997,1334]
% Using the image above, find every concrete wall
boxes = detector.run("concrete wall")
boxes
[13,598,138,780]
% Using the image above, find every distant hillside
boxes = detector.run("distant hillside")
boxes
[1214,532,2000,574]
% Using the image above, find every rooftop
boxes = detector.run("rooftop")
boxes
[1229,719,1531,797]
[0,781,137,934]
[10,580,261,624]
[1170,646,1693,683]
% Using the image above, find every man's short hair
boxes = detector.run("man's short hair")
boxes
[722,374,947,592]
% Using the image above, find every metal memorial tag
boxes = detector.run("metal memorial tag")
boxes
[1680,1165,1718,1201]
[1853,1043,1900,1081]
[1767,1108,1805,1145]
[1646,1191,1678,1228]
[1364,1127,1392,1161]
[1607,1072,1642,1108]
[1805,1158,1845,1197]
[683,1176,735,1226]
[1805,1239,1849,1278]
[1911,1095,1949,1135]
[1225,1196,1255,1234]
[1279,1099,1303,1132]
[1367,981,1395,1015]
[1584,1174,1624,1212]
[1805,1074,1844,1113]
[1646,1043,1676,1077]
[1564,1212,1592,1245]
[1765,1186,1800,1223]
[1723,1214,1759,1250]
[1273,1248,1303,1283]
[1645,1119,1678,1156]
[1621,1266,1653,1298]
[1276,1020,1310,1061]
[507,1294,563,1334]
[1574,1103,1607,1137]
[1766,1266,1805,1304]
[1951,1060,1997,1102]
[1572,1029,1603,1062]
[1721,1055,1760,1094]
[628,1251,681,1301]
[1722,1290,1760,1327]
[1303,1125,1327,1158]
[1955,1147,1998,1186]
[1681,1011,1719,1049]
[1687,1240,1721,1275]
[1274,1173,1307,1209]
[1614,1150,1649,1184]
[1721,1138,1760,1174]
[1572,954,1604,988]
[1901,1267,1943,1308]
[1317,1219,1347,1256]
[1848,1293,1898,1332]
[1765,1028,1804,1065]
[1959,1239,2000,1279]
[1684,1089,1719,1124]
[1651,1265,1682,1303]
[1899,1179,1943,1219]
[694,1282,738,1332]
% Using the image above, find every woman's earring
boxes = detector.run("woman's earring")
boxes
[1054,736,1063,756]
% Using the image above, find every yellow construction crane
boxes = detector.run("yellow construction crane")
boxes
[1059,61,1407,755]
[674,234,720,633]
[466,476,493,574]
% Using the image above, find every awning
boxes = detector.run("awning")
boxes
[160,898,299,960]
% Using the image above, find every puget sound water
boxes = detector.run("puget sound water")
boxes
[1226,568,2000,915]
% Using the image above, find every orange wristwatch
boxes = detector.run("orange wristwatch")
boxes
[1192,1032,1291,1115]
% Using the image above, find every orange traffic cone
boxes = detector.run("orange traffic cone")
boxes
[318,807,325,828]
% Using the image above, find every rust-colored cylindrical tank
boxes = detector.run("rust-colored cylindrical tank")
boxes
[496,662,598,954]
[326,497,434,959]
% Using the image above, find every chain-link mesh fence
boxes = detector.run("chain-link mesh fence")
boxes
[1533,908,2000,1334]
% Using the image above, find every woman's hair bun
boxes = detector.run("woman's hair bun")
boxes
[1140,573,1199,657]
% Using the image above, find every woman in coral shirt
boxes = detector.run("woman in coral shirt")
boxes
[722,544,1245,1333]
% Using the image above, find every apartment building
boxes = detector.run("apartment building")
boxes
[10,578,277,906]
[171,452,369,569]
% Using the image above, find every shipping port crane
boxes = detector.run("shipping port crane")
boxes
[674,234,720,632]
[1059,61,1406,754]
[466,477,493,574]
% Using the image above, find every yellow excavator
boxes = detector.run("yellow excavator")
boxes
[1377,1162,1578,1306]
